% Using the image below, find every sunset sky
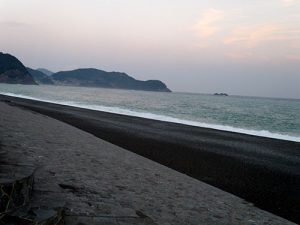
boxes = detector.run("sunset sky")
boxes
[1,0,299,98]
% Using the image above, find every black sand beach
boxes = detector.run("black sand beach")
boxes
[1,94,300,224]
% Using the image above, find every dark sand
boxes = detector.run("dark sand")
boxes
[1,94,299,223]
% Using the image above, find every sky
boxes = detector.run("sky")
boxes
[0,0,300,98]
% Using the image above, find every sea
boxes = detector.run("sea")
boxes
[0,84,299,142]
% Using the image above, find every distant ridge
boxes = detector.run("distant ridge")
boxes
[0,52,37,85]
[0,52,171,92]
[26,67,54,85]
[37,68,54,76]
[52,68,171,92]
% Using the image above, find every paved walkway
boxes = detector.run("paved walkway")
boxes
[0,102,295,225]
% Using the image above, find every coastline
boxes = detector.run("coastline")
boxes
[1,94,300,223]
[1,91,299,143]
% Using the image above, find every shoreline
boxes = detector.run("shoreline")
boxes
[1,94,300,223]
[1,91,299,143]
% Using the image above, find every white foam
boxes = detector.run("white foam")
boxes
[1,92,300,143]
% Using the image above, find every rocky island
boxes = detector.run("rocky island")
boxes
[214,93,229,96]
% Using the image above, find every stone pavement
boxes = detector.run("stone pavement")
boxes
[0,102,296,225]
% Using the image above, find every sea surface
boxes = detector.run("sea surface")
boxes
[0,84,299,142]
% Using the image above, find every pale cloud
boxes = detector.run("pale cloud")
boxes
[289,41,300,49]
[193,42,211,49]
[282,0,297,6]
[224,24,280,48]
[193,9,224,38]
[223,24,300,61]
[285,54,300,61]
[0,21,29,28]
[225,51,253,60]
[191,7,300,62]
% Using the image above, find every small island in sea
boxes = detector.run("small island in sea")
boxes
[214,93,229,96]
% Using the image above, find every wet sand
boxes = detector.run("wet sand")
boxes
[0,94,299,223]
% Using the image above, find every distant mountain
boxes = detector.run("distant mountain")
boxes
[52,68,171,92]
[0,53,171,92]
[26,67,54,85]
[0,52,37,85]
[37,68,54,76]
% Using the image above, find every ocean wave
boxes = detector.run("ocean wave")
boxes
[1,91,300,143]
